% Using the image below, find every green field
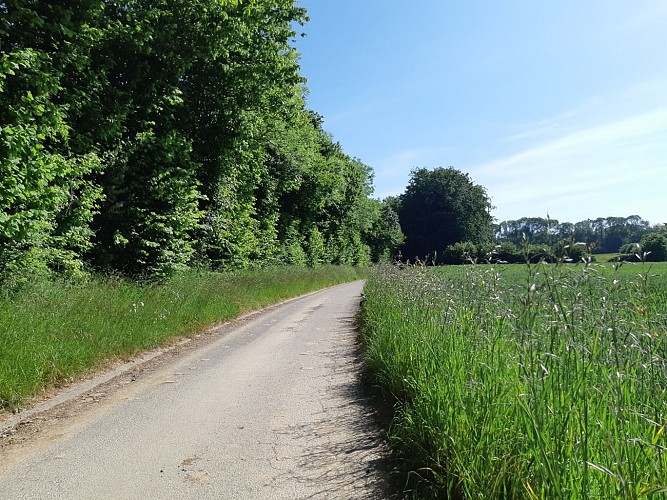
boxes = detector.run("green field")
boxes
[360,261,667,498]
[591,253,621,262]
[0,266,363,411]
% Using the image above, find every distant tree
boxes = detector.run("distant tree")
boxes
[576,216,652,253]
[495,215,653,254]
[397,167,493,261]
[495,217,558,246]
[640,233,667,262]
[558,222,575,242]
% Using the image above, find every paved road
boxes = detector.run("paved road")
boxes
[0,281,392,499]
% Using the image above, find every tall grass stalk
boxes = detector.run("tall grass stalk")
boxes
[359,261,667,498]
[0,265,362,411]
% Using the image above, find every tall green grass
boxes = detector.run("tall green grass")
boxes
[0,265,362,410]
[359,261,667,498]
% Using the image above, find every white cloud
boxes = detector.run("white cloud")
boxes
[469,107,667,223]
[503,110,577,142]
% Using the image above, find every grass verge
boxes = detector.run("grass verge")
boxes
[359,261,667,498]
[0,265,363,411]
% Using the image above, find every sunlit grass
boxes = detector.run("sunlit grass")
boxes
[592,252,619,262]
[0,265,363,411]
[359,261,667,498]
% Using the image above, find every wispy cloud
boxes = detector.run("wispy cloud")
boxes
[470,107,667,222]
[477,107,667,175]
[503,110,577,142]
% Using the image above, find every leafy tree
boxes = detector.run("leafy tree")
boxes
[496,215,653,254]
[305,227,325,266]
[263,111,377,266]
[495,217,559,246]
[640,233,667,262]
[94,130,204,276]
[0,2,104,279]
[64,0,308,274]
[74,1,222,274]
[1,0,388,280]
[397,167,493,261]
[176,0,307,268]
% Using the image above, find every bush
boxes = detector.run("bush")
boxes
[640,233,667,262]
[442,242,478,264]
[561,242,587,263]
[493,242,522,264]
[305,227,325,267]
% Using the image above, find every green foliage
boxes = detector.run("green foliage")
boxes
[142,0,308,270]
[524,243,555,263]
[496,215,654,254]
[365,199,405,262]
[95,131,203,277]
[259,111,380,267]
[565,242,591,262]
[640,233,667,261]
[280,226,307,266]
[441,241,480,264]
[0,0,391,281]
[305,227,325,266]
[494,241,524,263]
[0,43,103,281]
[397,167,493,261]
[449,241,591,266]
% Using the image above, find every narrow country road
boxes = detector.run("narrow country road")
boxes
[0,281,393,499]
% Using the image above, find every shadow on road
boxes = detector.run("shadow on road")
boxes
[269,315,401,499]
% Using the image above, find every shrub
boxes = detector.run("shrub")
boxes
[442,242,478,264]
[493,242,523,264]
[640,233,667,262]
[305,227,325,267]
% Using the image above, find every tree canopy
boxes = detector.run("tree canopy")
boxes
[0,0,402,282]
[494,215,656,254]
[396,167,493,262]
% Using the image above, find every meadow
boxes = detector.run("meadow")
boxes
[0,265,363,412]
[359,259,667,498]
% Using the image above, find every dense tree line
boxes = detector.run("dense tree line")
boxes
[493,215,658,254]
[492,215,667,262]
[0,0,403,281]
[446,216,667,264]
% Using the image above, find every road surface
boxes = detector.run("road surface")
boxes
[0,281,393,499]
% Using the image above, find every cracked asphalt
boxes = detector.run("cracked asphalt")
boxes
[0,281,394,499]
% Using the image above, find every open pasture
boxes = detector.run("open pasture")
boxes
[360,261,667,498]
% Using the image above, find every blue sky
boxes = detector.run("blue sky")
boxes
[294,1,667,225]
